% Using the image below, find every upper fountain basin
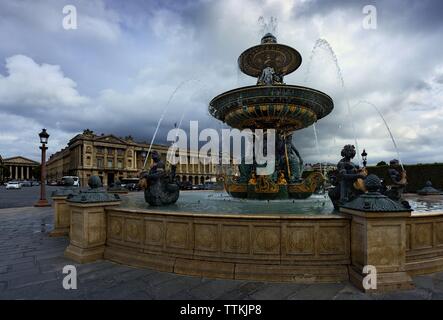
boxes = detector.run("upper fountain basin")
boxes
[238,42,303,78]
[209,85,334,131]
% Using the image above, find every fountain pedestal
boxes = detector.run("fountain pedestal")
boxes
[50,180,80,237]
[64,201,121,263]
[341,208,413,292]
[50,195,72,237]
[340,175,413,292]
[64,176,121,263]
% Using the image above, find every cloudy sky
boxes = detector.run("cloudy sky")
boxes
[0,0,442,165]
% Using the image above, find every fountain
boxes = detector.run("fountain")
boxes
[209,33,333,200]
[59,32,443,292]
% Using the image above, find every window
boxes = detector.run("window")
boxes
[117,149,124,156]
[118,160,123,169]
[86,146,92,153]
[128,159,132,167]
[86,156,91,166]
[107,148,114,155]
[97,158,104,168]
[107,158,113,168]
[96,147,104,154]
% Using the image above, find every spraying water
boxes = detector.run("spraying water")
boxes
[143,79,200,169]
[312,123,322,174]
[353,100,405,170]
[304,39,362,165]
[258,16,278,36]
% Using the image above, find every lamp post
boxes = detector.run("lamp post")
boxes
[361,149,368,168]
[140,150,147,172]
[35,128,51,207]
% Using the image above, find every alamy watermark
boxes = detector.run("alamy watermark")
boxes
[362,265,377,290]
[166,121,276,176]
[362,5,377,30]
[62,265,77,290]
[62,5,78,30]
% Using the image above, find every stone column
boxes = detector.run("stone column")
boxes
[27,166,30,180]
[15,166,18,180]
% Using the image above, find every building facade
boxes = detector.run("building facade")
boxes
[46,129,218,187]
[1,156,40,181]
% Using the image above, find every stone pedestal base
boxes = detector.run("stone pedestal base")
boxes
[341,208,413,293]
[50,196,71,237]
[34,199,51,207]
[64,201,120,264]
[65,244,105,263]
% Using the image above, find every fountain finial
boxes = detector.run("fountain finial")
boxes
[261,33,277,44]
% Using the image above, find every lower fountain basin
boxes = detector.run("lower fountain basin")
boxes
[103,192,443,284]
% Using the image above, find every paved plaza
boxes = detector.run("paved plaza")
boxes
[0,205,443,300]
[0,185,58,209]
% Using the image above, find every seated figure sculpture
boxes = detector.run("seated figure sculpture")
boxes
[139,151,179,206]
[383,159,410,209]
[328,145,367,210]
[257,66,284,85]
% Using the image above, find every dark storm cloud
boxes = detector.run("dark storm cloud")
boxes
[0,0,442,165]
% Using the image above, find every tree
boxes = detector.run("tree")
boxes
[0,165,10,183]
[33,165,41,180]
[376,161,387,166]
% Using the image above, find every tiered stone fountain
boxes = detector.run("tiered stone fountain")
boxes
[209,33,333,199]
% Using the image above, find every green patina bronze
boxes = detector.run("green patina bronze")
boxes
[67,176,121,203]
[209,33,332,200]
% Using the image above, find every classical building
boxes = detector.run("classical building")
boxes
[1,156,40,181]
[46,129,218,187]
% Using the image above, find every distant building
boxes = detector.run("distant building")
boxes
[46,129,218,187]
[304,162,337,173]
[1,156,40,181]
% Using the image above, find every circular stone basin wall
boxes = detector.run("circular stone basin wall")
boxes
[104,207,351,283]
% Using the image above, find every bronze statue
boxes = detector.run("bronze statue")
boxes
[139,151,179,206]
[383,159,410,208]
[328,145,367,209]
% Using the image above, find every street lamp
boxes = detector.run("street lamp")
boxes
[361,149,368,168]
[35,129,51,207]
[140,150,147,171]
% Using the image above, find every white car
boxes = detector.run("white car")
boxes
[6,181,22,189]
[61,176,80,187]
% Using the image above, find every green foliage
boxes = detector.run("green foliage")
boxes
[367,163,443,192]
[33,165,41,180]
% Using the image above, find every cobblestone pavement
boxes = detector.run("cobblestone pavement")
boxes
[0,185,58,209]
[1,206,443,300]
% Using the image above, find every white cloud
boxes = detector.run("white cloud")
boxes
[0,0,442,165]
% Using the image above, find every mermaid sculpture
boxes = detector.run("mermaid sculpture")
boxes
[276,133,303,182]
[139,151,179,206]
[328,145,367,210]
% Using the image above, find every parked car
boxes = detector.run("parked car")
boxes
[120,178,140,191]
[31,181,40,186]
[6,181,22,189]
[21,181,32,187]
[179,181,193,190]
[61,176,80,187]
